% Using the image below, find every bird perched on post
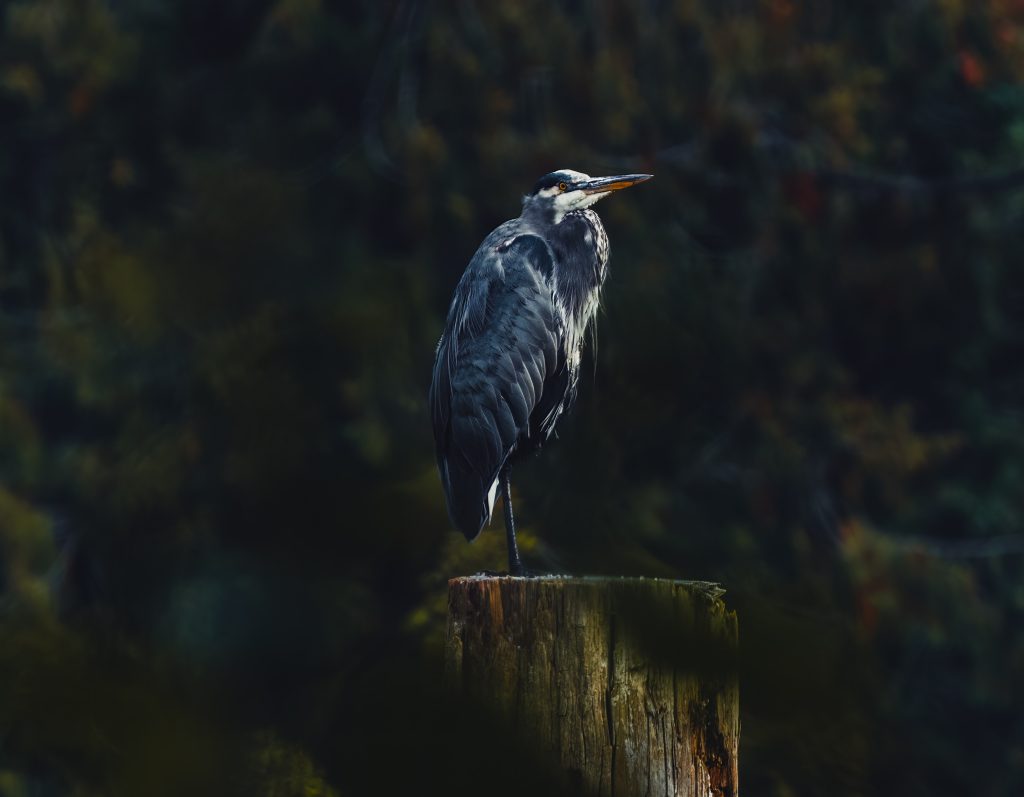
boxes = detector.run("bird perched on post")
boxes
[429,169,652,575]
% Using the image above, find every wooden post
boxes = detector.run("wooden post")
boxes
[446,576,739,796]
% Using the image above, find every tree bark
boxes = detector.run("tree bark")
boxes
[446,576,739,797]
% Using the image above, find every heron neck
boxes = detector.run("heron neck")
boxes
[520,198,558,229]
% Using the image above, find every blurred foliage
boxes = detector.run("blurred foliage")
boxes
[1,0,1023,794]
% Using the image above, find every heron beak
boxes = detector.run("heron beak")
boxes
[578,173,653,194]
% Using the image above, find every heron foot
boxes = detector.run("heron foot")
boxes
[509,563,543,578]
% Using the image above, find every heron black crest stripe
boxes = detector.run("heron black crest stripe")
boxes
[531,171,574,194]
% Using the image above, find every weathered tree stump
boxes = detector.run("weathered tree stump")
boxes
[446,576,739,796]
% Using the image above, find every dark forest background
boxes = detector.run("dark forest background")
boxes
[1,1,1023,795]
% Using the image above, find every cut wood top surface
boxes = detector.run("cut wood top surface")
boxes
[449,574,730,603]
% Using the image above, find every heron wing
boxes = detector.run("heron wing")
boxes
[429,233,564,540]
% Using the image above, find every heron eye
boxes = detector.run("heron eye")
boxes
[558,182,568,191]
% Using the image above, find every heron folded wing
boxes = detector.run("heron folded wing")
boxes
[429,233,566,540]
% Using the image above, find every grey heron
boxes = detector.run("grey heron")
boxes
[429,169,653,575]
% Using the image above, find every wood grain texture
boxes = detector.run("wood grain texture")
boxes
[446,576,739,796]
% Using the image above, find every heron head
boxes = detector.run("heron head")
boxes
[525,169,653,223]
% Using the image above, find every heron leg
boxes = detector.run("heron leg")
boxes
[500,466,524,576]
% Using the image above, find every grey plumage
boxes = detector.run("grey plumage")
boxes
[429,169,651,553]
